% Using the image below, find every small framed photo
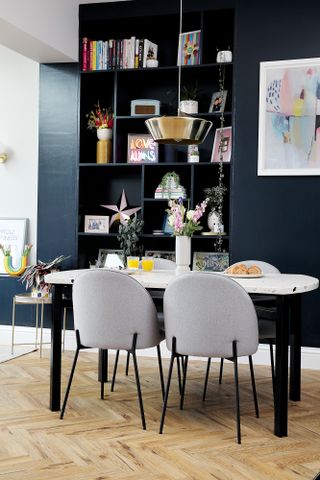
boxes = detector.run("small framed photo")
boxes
[211,126,232,163]
[162,214,174,235]
[145,250,175,262]
[97,248,122,267]
[127,133,159,163]
[192,252,229,272]
[209,90,228,113]
[84,215,109,234]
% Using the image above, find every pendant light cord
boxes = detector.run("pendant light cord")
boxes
[177,0,183,115]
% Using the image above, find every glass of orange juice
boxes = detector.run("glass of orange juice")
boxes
[127,256,139,270]
[141,256,154,272]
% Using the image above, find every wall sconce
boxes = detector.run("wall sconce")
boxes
[0,143,8,163]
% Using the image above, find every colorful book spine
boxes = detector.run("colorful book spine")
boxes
[82,37,88,71]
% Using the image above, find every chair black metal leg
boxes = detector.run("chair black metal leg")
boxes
[180,355,188,410]
[269,341,275,403]
[125,351,130,376]
[60,347,80,419]
[131,335,146,430]
[177,355,182,395]
[203,357,211,401]
[159,344,176,434]
[219,358,224,384]
[248,355,259,418]
[111,350,120,392]
[99,350,108,400]
[156,344,165,400]
[232,341,241,444]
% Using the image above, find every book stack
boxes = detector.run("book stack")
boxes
[82,37,158,71]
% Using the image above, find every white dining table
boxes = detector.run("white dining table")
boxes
[45,268,319,438]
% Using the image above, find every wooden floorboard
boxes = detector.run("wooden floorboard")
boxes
[0,350,319,479]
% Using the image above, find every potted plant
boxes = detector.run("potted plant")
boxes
[117,215,144,266]
[87,101,114,140]
[180,83,199,114]
[20,255,69,298]
[204,185,227,233]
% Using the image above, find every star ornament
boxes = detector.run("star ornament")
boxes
[101,189,141,228]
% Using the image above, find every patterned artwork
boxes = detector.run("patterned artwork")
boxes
[192,252,229,272]
[258,58,320,175]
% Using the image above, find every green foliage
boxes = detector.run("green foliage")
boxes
[181,82,199,101]
[204,185,228,210]
[117,215,144,265]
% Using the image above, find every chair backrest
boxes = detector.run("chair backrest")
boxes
[164,272,258,358]
[73,270,162,350]
[153,258,176,270]
[234,260,280,274]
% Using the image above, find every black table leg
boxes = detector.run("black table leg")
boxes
[98,349,108,383]
[50,284,63,411]
[274,295,290,437]
[289,294,302,401]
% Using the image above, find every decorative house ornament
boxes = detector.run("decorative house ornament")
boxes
[131,99,160,116]
[101,189,141,228]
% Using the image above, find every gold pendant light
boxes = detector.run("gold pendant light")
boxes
[145,0,212,145]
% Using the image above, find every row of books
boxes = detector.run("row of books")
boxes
[82,37,158,71]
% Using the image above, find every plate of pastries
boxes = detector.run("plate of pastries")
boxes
[224,263,263,278]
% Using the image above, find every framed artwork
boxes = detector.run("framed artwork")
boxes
[258,57,320,176]
[192,251,229,272]
[127,134,159,163]
[97,249,122,268]
[145,250,175,262]
[162,214,174,234]
[211,126,232,163]
[0,218,28,274]
[84,215,109,233]
[177,30,201,66]
[209,90,228,113]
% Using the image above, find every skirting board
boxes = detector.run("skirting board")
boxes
[1,324,320,370]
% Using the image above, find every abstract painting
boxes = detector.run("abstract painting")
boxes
[258,58,320,175]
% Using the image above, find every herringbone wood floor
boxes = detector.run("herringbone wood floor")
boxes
[0,350,320,479]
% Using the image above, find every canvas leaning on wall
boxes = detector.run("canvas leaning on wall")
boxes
[258,57,320,175]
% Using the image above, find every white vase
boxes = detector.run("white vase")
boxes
[97,128,112,140]
[175,235,191,273]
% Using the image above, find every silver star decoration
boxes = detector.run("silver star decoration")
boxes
[101,189,141,228]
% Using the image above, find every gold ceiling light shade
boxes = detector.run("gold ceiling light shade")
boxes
[145,0,212,145]
[0,143,8,163]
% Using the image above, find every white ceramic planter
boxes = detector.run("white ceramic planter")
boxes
[207,209,224,233]
[175,235,191,273]
[179,100,198,114]
[97,128,112,140]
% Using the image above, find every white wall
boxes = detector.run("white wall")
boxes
[0,0,130,63]
[0,44,39,264]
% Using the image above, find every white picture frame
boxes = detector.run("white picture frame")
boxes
[211,126,232,163]
[258,57,320,176]
[84,215,109,233]
[0,218,28,274]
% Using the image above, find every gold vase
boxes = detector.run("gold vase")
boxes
[96,139,112,164]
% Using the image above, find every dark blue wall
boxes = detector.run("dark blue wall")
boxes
[231,0,320,346]
[34,0,320,345]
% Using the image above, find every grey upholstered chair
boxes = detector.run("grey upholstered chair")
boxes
[213,260,279,396]
[60,270,164,429]
[160,272,259,444]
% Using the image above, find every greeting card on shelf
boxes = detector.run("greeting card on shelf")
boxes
[209,90,228,113]
[177,30,201,66]
[211,126,232,163]
[127,134,159,163]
